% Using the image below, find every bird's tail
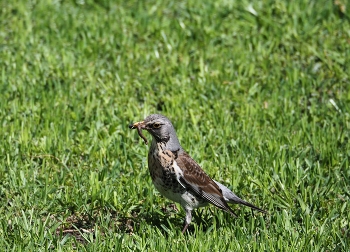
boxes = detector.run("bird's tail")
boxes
[214,180,267,214]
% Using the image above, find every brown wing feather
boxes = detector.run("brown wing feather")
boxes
[176,151,237,216]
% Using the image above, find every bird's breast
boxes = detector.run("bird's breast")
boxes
[147,143,185,199]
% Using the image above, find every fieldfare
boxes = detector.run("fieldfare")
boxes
[129,114,266,233]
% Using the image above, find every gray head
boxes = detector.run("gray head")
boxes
[130,114,181,151]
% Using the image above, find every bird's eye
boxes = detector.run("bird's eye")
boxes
[153,123,161,128]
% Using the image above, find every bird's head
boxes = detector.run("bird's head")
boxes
[129,114,181,150]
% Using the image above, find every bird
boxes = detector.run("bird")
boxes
[129,114,266,233]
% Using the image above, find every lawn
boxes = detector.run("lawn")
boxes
[0,0,349,251]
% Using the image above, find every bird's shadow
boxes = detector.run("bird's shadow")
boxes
[54,204,264,242]
[127,206,235,235]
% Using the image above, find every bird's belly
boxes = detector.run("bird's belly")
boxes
[178,190,209,210]
[153,177,208,210]
[152,175,185,202]
[153,178,184,202]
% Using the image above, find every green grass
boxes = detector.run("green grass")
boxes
[0,0,349,250]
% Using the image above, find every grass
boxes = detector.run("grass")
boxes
[0,0,349,250]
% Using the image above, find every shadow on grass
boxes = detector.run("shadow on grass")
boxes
[54,203,184,243]
[54,204,260,244]
[137,206,236,235]
[135,204,236,235]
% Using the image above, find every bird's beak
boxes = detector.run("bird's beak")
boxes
[128,120,146,130]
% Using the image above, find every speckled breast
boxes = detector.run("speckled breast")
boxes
[147,141,186,202]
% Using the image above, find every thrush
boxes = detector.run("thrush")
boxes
[129,114,266,233]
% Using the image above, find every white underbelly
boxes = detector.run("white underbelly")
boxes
[153,179,208,210]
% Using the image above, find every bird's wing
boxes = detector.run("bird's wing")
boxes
[174,151,237,216]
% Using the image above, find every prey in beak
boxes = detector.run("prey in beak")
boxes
[129,121,148,145]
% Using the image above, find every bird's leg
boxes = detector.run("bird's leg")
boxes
[181,209,192,234]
